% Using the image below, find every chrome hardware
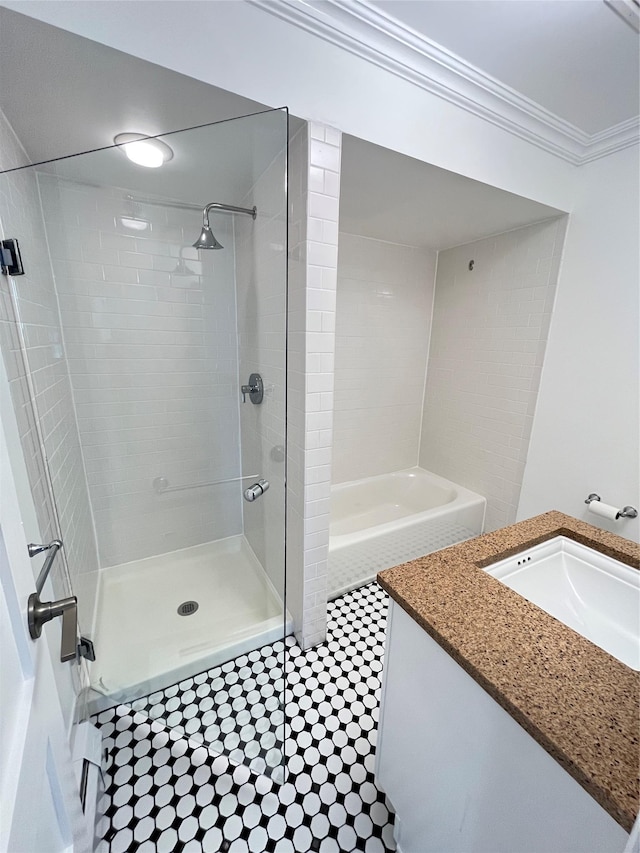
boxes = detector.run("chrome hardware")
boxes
[153,473,260,494]
[77,636,96,662]
[28,541,56,559]
[243,479,270,502]
[618,506,638,519]
[1,238,25,276]
[177,600,199,616]
[28,592,77,662]
[585,493,638,519]
[28,538,63,595]
[26,538,75,662]
[124,194,256,219]
[241,373,264,404]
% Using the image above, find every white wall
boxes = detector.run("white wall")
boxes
[420,219,567,531]
[333,233,436,483]
[3,1,578,213]
[519,146,639,543]
[38,174,242,567]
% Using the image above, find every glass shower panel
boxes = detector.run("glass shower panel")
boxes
[0,109,288,778]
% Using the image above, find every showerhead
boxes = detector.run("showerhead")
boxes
[193,225,223,251]
[192,201,256,250]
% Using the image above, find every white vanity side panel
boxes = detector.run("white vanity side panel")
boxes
[376,600,629,853]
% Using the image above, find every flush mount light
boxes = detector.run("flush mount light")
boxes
[113,133,174,168]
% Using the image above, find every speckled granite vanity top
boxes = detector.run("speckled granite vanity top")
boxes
[377,511,639,832]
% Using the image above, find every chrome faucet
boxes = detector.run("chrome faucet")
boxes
[28,593,78,662]
[26,538,78,662]
[241,373,264,404]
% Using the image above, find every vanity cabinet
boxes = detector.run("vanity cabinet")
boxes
[375,600,630,853]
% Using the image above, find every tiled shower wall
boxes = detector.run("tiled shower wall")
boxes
[333,234,437,483]
[236,137,287,597]
[38,177,243,567]
[287,122,341,649]
[419,218,567,531]
[0,110,99,635]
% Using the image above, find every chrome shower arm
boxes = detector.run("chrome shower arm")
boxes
[124,194,257,220]
[203,202,257,223]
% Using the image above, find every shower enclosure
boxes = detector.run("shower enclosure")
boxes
[0,109,289,776]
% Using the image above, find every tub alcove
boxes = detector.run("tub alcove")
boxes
[330,135,568,596]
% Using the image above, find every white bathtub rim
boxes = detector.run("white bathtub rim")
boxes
[329,467,486,550]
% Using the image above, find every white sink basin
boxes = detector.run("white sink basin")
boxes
[484,536,639,670]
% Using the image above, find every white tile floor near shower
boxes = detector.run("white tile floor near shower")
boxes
[91,536,286,701]
[93,584,396,852]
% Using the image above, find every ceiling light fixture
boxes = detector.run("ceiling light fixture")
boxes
[113,133,174,168]
[120,215,150,231]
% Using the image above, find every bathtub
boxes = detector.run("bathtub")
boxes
[328,467,486,598]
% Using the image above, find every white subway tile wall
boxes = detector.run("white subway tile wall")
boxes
[0,109,99,635]
[236,134,287,598]
[419,219,567,531]
[38,175,243,567]
[333,234,437,483]
[287,123,340,649]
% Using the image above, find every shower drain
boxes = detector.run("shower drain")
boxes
[177,600,199,616]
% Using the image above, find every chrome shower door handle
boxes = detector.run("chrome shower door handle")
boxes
[243,479,270,502]
[28,592,78,662]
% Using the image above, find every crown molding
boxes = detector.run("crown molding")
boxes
[249,0,639,166]
[580,116,640,163]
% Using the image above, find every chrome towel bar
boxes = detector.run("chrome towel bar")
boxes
[153,474,260,494]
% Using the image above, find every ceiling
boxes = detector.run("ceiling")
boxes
[370,0,639,136]
[0,7,291,196]
[0,7,299,204]
[0,3,626,251]
[340,135,562,251]
[0,6,563,250]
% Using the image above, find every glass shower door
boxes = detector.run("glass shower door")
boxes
[0,108,288,778]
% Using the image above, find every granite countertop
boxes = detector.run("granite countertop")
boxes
[377,510,640,833]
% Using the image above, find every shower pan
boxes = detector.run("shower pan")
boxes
[0,109,289,777]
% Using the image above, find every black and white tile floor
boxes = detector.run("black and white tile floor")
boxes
[93,583,396,853]
[126,643,287,781]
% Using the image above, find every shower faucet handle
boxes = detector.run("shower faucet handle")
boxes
[241,373,264,404]
[28,591,78,662]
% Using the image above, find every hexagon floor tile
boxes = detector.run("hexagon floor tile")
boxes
[93,583,396,852]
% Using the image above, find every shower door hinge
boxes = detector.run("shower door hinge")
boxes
[77,636,96,662]
[1,238,25,276]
